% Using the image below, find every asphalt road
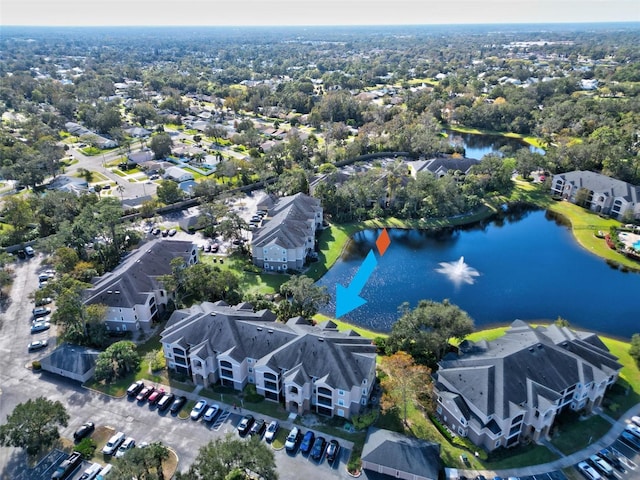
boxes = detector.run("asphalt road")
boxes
[0,255,354,479]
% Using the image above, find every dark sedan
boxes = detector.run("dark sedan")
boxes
[157,392,175,412]
[73,422,95,442]
[310,436,327,461]
[170,395,188,414]
[237,415,255,435]
[126,380,144,397]
[325,439,340,462]
[300,430,315,455]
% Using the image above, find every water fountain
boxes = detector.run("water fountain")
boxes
[435,256,480,286]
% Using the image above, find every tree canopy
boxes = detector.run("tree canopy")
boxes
[0,397,69,455]
[94,340,141,383]
[630,333,640,367]
[176,434,277,480]
[278,275,330,321]
[388,299,474,366]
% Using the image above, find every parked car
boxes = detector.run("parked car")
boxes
[115,437,136,458]
[265,420,279,442]
[598,449,623,470]
[28,339,48,351]
[32,307,51,317]
[73,421,95,442]
[626,424,640,439]
[621,430,640,448]
[157,392,175,412]
[170,395,188,414]
[101,431,126,455]
[147,388,165,405]
[310,436,327,461]
[237,415,255,435]
[24,246,35,257]
[151,228,160,235]
[51,450,82,480]
[326,439,340,462]
[136,386,155,402]
[577,461,602,480]
[249,418,266,437]
[35,297,53,306]
[126,380,145,397]
[38,273,51,282]
[589,454,613,476]
[284,427,301,452]
[190,399,208,420]
[631,416,640,427]
[204,404,221,422]
[168,229,177,236]
[31,320,50,333]
[300,430,315,455]
[210,243,219,252]
[78,462,102,480]
[161,230,169,237]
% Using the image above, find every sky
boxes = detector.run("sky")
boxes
[1,0,639,26]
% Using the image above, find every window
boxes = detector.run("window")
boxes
[495,440,501,448]
[338,390,344,396]
[338,399,344,406]
[248,367,253,373]
[457,426,465,436]
[437,405,442,414]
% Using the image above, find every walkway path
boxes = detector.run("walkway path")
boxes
[454,402,640,479]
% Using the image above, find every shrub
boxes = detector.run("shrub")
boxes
[75,438,97,459]
[150,349,166,372]
[243,384,263,403]
[31,360,41,371]
[352,409,379,430]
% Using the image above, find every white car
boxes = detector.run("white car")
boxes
[284,427,300,451]
[626,423,640,439]
[190,399,208,420]
[264,420,279,442]
[578,461,602,480]
[631,415,640,427]
[115,436,135,458]
[101,431,125,455]
[589,454,613,476]
[31,321,50,333]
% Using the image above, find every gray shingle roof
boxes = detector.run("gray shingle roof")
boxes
[362,428,441,480]
[84,239,196,308]
[437,321,622,420]
[251,193,321,249]
[40,343,100,377]
[162,301,376,391]
[557,170,640,203]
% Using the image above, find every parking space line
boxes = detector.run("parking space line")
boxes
[213,410,231,431]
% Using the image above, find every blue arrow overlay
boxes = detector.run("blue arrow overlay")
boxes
[336,249,378,318]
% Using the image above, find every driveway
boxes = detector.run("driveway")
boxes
[0,256,353,479]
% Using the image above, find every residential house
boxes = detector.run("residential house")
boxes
[164,166,195,183]
[408,155,480,179]
[40,343,100,383]
[433,321,622,452]
[361,428,442,480]
[124,126,151,138]
[127,149,155,166]
[65,122,118,149]
[551,170,640,220]
[47,175,88,195]
[251,193,323,272]
[161,302,377,419]
[83,239,198,333]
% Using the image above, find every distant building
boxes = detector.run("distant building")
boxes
[408,155,480,179]
[551,170,640,220]
[164,166,195,183]
[433,321,622,452]
[83,239,198,333]
[65,122,118,149]
[161,301,376,419]
[251,193,323,272]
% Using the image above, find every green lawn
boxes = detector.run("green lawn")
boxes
[550,414,612,455]
[313,312,387,339]
[80,146,102,156]
[306,223,360,281]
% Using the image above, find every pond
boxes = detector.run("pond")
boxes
[445,129,545,160]
[316,209,640,339]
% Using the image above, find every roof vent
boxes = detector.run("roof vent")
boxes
[107,290,113,294]
[537,344,543,349]
[115,290,120,294]
[268,329,273,334]
[210,313,216,316]
[528,347,534,353]
[257,327,263,331]
[318,338,324,342]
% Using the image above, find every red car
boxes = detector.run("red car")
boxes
[148,388,165,405]
[136,386,155,402]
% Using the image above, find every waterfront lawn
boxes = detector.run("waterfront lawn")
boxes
[306,223,359,281]
[201,252,288,295]
[312,313,387,340]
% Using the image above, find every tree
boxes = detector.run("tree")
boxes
[205,124,228,145]
[2,196,35,243]
[388,300,474,366]
[380,351,432,426]
[630,333,640,366]
[113,442,169,480]
[156,180,184,205]
[0,397,69,455]
[176,434,277,480]
[278,275,330,320]
[149,132,173,159]
[94,341,141,383]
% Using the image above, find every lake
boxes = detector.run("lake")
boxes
[445,129,545,159]
[316,209,640,339]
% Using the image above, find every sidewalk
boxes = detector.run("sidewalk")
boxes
[455,402,640,479]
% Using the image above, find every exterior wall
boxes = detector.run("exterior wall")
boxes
[361,462,430,480]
